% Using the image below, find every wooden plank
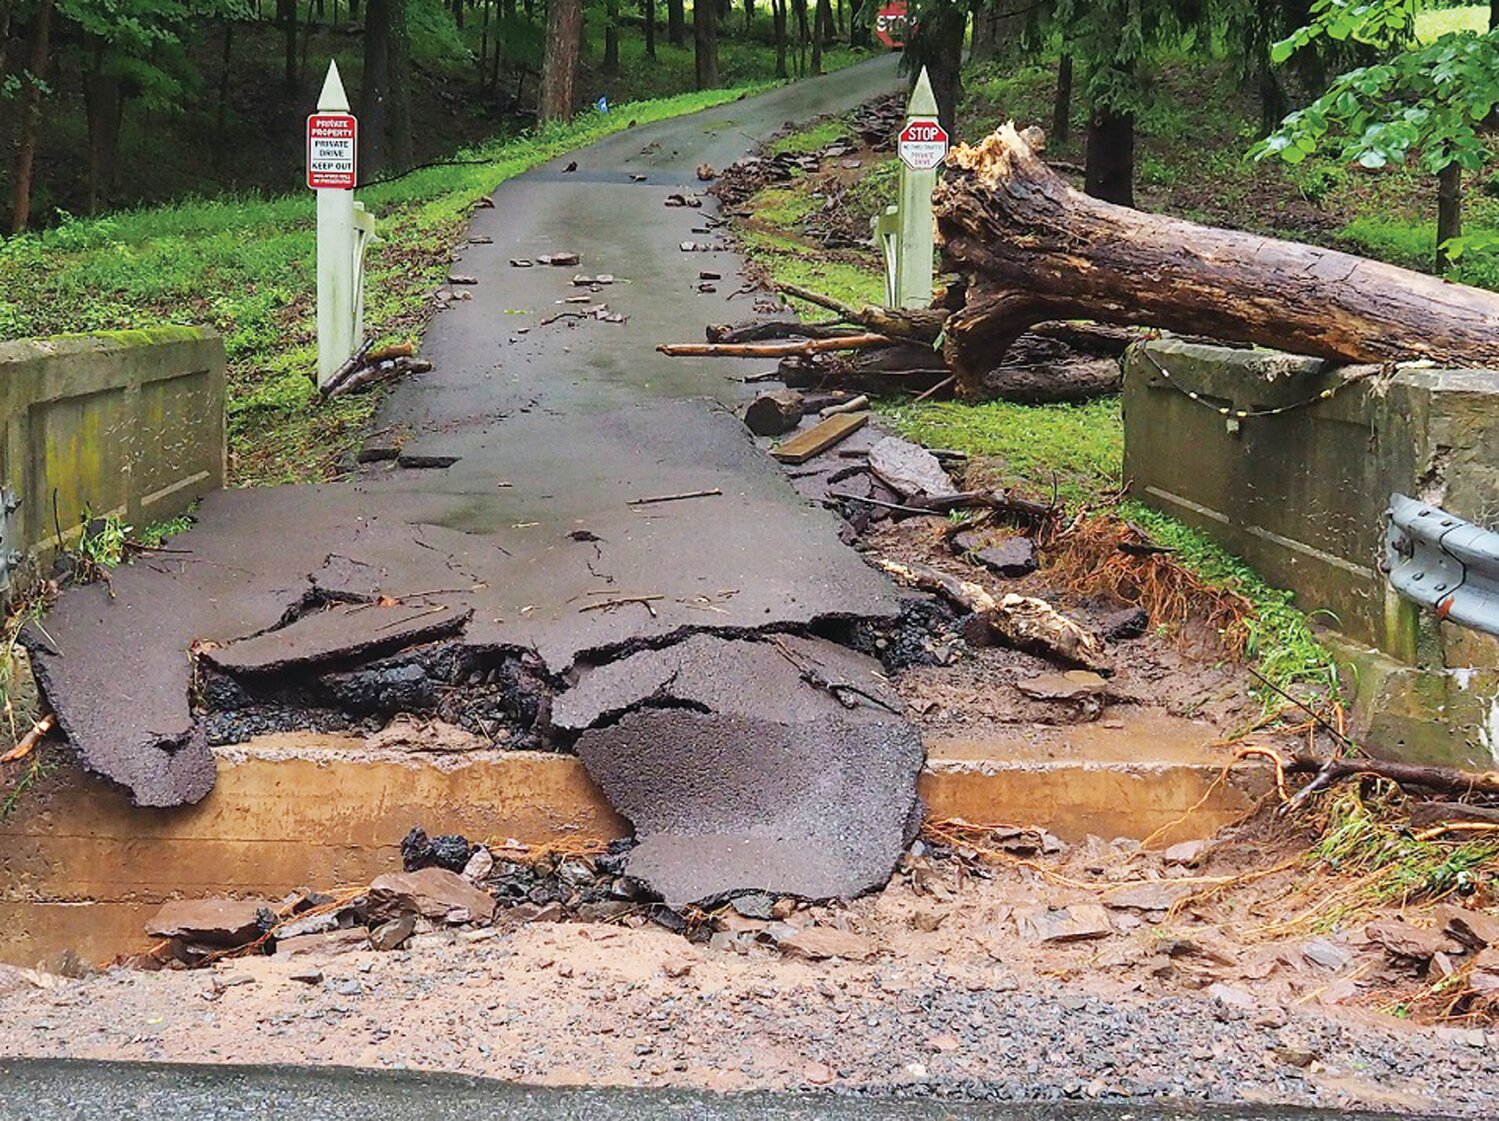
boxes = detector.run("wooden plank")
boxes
[770,412,870,465]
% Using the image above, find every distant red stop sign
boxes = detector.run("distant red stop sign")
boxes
[898,118,949,171]
[875,0,908,49]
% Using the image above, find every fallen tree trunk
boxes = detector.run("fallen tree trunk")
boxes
[935,123,1499,396]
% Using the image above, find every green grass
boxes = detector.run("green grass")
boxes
[739,228,886,308]
[1121,503,1338,696]
[766,118,851,156]
[879,397,1125,508]
[0,85,766,486]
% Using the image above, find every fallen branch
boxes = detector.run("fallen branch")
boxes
[1,713,55,764]
[658,334,897,358]
[1284,753,1499,809]
[775,281,950,344]
[627,488,723,506]
[324,356,433,399]
[874,557,1111,673]
[707,320,865,344]
[578,594,665,616]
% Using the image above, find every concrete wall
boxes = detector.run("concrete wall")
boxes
[0,327,226,595]
[1124,340,1499,768]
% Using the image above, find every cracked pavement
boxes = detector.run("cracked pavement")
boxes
[25,59,922,905]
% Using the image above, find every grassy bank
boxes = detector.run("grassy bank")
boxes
[0,85,763,486]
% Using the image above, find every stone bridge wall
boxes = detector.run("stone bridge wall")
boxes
[1123,340,1499,768]
[0,327,225,596]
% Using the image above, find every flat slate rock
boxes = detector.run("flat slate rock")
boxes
[867,435,955,499]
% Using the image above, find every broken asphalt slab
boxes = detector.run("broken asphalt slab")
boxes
[562,634,921,904]
[24,60,921,906]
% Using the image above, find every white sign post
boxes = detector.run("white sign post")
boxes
[877,67,948,310]
[311,61,360,389]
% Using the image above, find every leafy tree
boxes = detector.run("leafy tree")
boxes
[1253,0,1499,269]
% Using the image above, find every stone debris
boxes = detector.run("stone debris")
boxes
[1015,904,1112,943]
[1437,904,1499,950]
[867,436,957,500]
[369,914,416,952]
[974,537,1039,578]
[400,827,476,874]
[1301,938,1354,972]
[774,926,878,962]
[1163,839,1208,868]
[1366,919,1457,962]
[537,252,581,266]
[145,898,273,948]
[366,868,497,925]
[462,847,495,883]
[1016,670,1107,703]
[1103,882,1192,914]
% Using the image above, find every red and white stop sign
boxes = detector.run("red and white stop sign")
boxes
[898,118,948,171]
[875,0,908,49]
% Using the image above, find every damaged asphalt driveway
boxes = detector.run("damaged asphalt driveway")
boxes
[23,58,920,907]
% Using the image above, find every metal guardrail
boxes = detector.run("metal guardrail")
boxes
[1386,493,1499,635]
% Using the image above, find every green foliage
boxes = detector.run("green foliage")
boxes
[879,397,1124,508]
[1121,502,1338,696]
[1271,0,1416,63]
[1313,786,1499,904]
[766,118,849,155]
[71,508,130,575]
[1254,29,1499,175]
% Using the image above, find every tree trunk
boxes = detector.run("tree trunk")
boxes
[479,0,490,80]
[811,0,825,73]
[452,0,464,27]
[0,1,15,141]
[910,0,963,133]
[1491,0,1498,32]
[360,0,391,178]
[772,0,787,77]
[667,0,684,45]
[278,0,298,92]
[644,0,656,58]
[10,0,52,234]
[540,0,583,120]
[1051,52,1072,146]
[216,18,234,152]
[933,124,1499,394]
[694,0,718,89]
[848,0,866,48]
[388,0,413,169]
[605,0,619,74]
[744,0,754,31]
[1437,163,1463,273]
[85,51,124,215]
[791,0,808,75]
[1084,103,1133,207]
[970,1,994,63]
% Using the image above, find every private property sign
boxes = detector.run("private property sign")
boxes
[307,112,357,189]
[898,118,948,171]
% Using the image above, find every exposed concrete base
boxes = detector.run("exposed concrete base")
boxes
[1323,631,1499,769]
[0,721,1268,968]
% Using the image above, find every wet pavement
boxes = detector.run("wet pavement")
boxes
[26,60,926,904]
[0,1059,1452,1121]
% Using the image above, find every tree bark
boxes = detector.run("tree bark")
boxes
[605,0,620,74]
[10,0,52,234]
[215,17,234,163]
[933,124,1499,394]
[791,0,809,75]
[694,0,718,89]
[85,59,124,215]
[278,0,299,92]
[848,0,866,47]
[772,0,788,77]
[970,1,995,62]
[360,0,391,177]
[388,0,413,169]
[1084,103,1133,206]
[667,0,684,45]
[540,0,583,120]
[1437,162,1462,273]
[1051,53,1072,146]
[812,0,826,73]
[644,0,656,58]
